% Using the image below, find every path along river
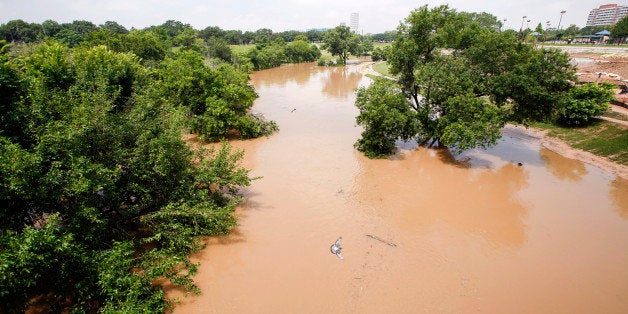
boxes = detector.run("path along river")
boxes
[172,63,628,313]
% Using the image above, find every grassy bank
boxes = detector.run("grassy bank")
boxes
[534,120,628,165]
[372,61,392,77]
[230,44,255,54]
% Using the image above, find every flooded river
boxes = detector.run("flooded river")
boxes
[173,63,628,313]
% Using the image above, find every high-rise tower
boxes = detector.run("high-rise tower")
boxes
[350,12,359,33]
[586,4,628,26]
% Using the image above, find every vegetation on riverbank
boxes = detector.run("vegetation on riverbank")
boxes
[0,23,274,311]
[534,120,628,165]
[372,62,392,77]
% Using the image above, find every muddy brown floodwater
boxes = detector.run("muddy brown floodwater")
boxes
[171,63,628,313]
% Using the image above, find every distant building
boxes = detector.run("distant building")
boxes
[350,12,359,33]
[586,4,628,26]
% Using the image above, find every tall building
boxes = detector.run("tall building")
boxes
[350,12,359,33]
[586,4,628,26]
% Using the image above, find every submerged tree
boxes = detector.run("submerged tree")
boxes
[355,5,578,157]
[321,25,360,65]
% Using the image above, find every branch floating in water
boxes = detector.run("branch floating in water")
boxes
[366,234,397,247]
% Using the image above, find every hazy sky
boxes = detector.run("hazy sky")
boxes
[0,0,625,33]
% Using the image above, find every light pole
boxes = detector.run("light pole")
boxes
[501,18,507,32]
[558,10,566,31]
[520,15,527,33]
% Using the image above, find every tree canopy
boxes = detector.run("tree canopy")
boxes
[612,16,628,43]
[321,25,360,65]
[355,5,606,157]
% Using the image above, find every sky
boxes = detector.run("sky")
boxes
[0,0,626,33]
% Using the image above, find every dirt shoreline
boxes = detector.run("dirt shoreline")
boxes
[358,60,628,180]
[506,124,627,180]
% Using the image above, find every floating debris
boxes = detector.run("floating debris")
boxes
[366,234,397,247]
[330,237,343,259]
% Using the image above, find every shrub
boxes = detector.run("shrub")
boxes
[558,82,615,126]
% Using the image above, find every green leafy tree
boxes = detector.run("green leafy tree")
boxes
[562,24,579,40]
[371,46,390,61]
[82,28,125,51]
[356,5,575,157]
[285,36,321,63]
[123,30,168,63]
[558,82,615,126]
[53,29,84,47]
[100,21,128,34]
[246,42,287,70]
[173,28,199,49]
[65,20,97,36]
[0,20,41,43]
[198,26,225,40]
[0,41,258,312]
[322,25,360,64]
[612,16,628,43]
[355,78,419,157]
[156,50,275,140]
[41,20,62,38]
[224,29,245,44]
[206,37,234,62]
[358,37,374,56]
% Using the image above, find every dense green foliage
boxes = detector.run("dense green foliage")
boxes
[356,5,611,157]
[246,37,321,70]
[371,45,390,61]
[0,31,270,311]
[321,25,360,65]
[612,16,628,43]
[355,78,419,157]
[558,82,615,126]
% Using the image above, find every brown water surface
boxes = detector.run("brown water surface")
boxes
[172,63,628,313]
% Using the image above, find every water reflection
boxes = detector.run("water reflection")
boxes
[321,67,363,99]
[540,148,588,182]
[254,62,320,88]
[354,147,529,248]
[610,177,628,219]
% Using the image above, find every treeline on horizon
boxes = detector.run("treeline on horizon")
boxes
[1,19,363,70]
[0,17,618,46]
[0,19,397,45]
